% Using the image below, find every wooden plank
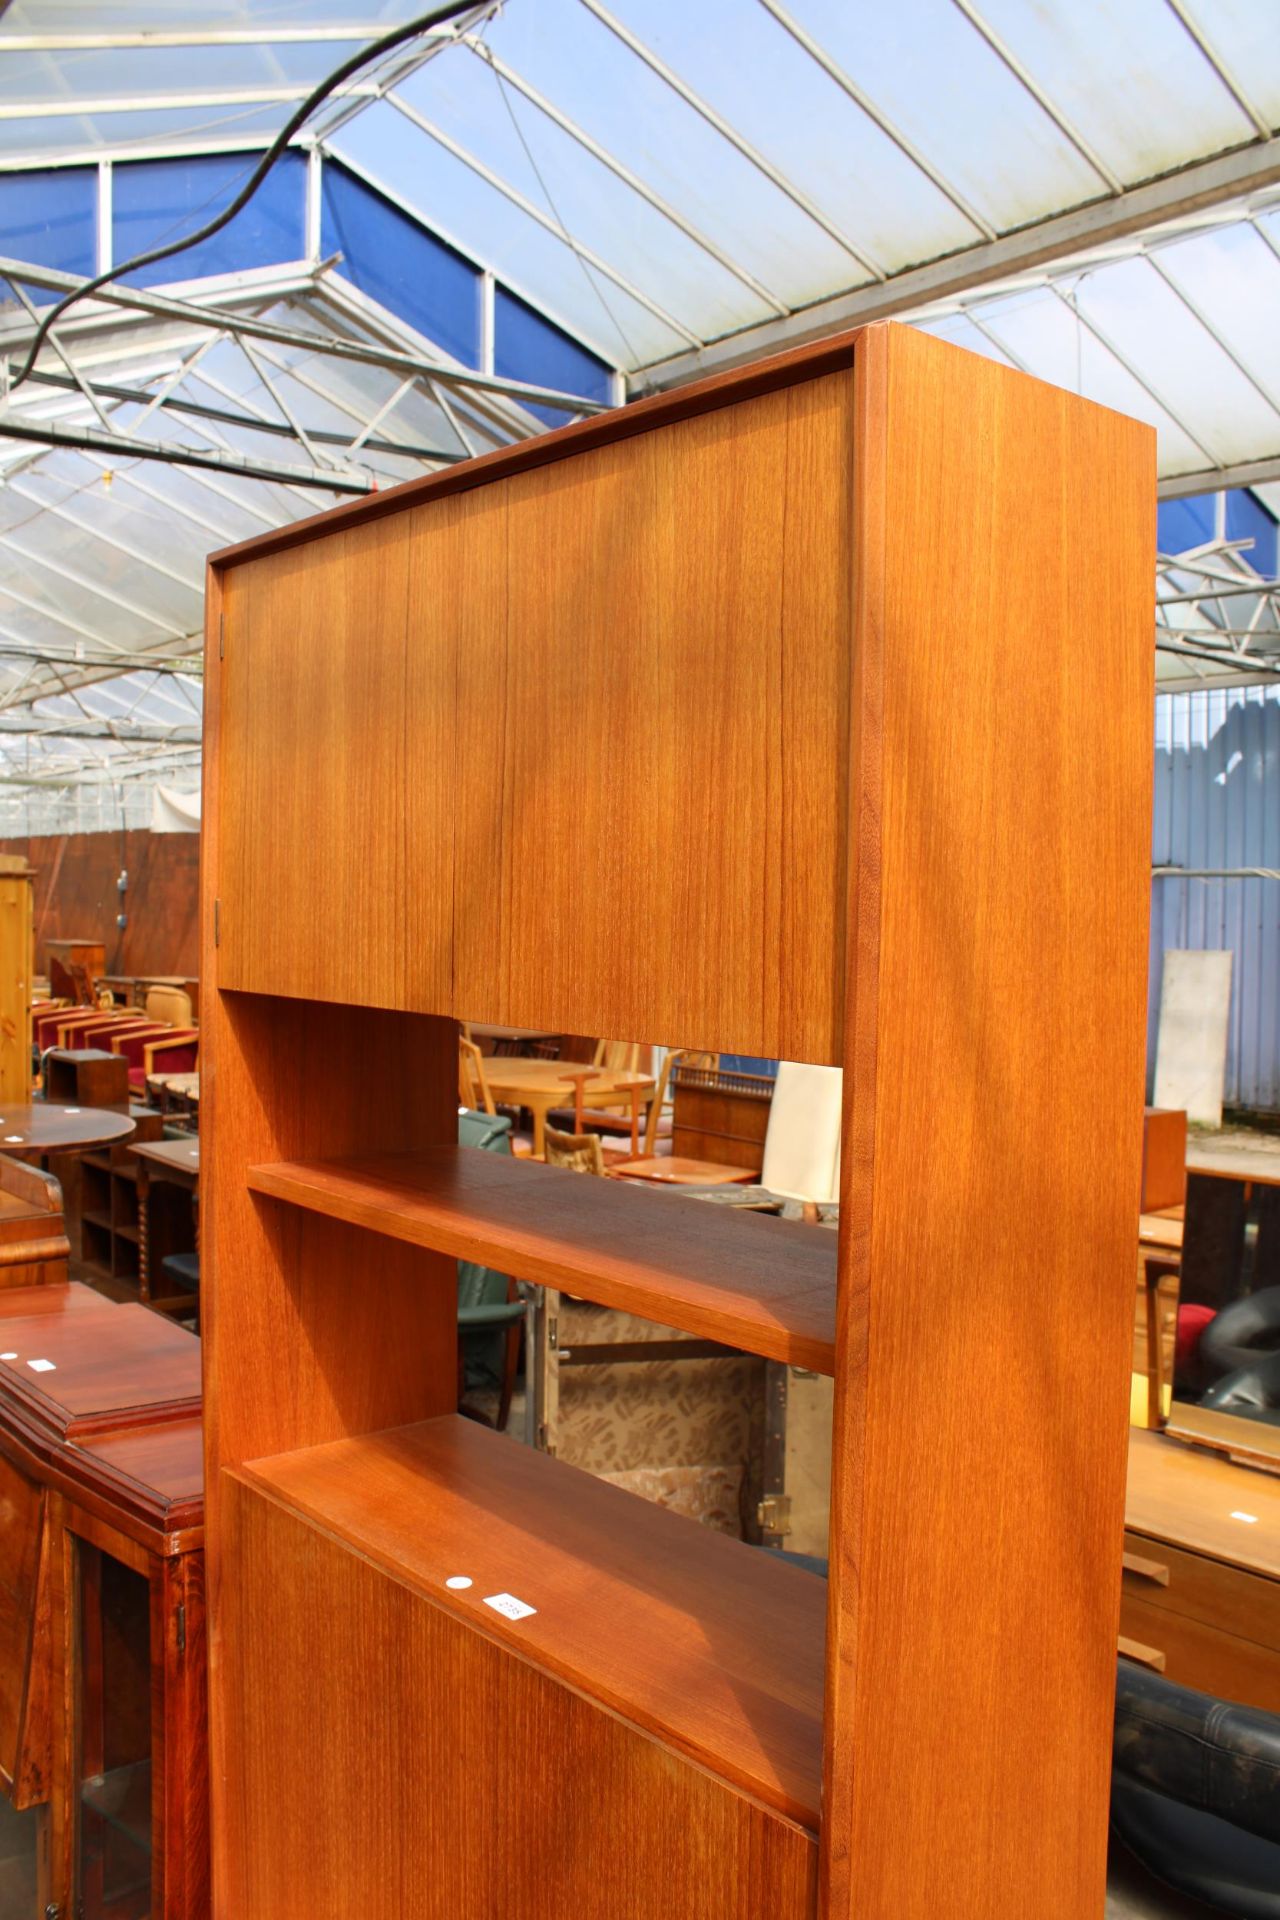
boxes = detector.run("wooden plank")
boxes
[1126,1428,1280,1578]
[207,333,859,569]
[240,1414,826,1825]
[822,326,1155,1920]
[247,1147,837,1372]
[218,522,411,1006]
[218,1460,818,1920]
[479,374,847,1058]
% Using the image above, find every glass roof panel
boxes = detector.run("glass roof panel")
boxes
[763,0,1106,229]
[1187,0,1280,127]
[975,0,1259,181]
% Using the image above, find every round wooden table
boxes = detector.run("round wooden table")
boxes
[479,1060,654,1159]
[0,1104,136,1158]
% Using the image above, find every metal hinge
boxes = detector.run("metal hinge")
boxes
[176,1603,186,1655]
[757,1494,793,1541]
[218,611,224,659]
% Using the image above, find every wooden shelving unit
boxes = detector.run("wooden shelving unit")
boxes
[234,1414,825,1822]
[247,1148,837,1371]
[202,324,1155,1920]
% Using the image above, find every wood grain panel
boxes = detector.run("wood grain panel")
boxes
[404,486,506,1016]
[490,374,848,1060]
[1121,1533,1280,1650]
[1125,1428,1280,1577]
[1118,1594,1280,1711]
[218,523,411,1006]
[220,1470,818,1920]
[248,1147,837,1371]
[242,1415,825,1822]
[0,1446,43,1789]
[823,326,1155,1920]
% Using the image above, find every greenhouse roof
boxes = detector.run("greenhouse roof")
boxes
[4,0,1280,823]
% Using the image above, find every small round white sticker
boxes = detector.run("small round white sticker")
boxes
[445,1575,473,1591]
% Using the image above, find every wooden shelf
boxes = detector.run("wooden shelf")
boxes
[247,1146,837,1372]
[239,1414,825,1827]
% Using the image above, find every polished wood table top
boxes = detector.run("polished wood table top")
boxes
[133,1137,201,1177]
[0,1298,201,1440]
[480,1058,654,1158]
[610,1156,759,1186]
[0,1102,135,1155]
[1127,1427,1280,1578]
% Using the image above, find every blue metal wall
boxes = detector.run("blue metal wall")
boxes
[1149,684,1280,1111]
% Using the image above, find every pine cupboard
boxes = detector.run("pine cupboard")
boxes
[200,323,1155,1919]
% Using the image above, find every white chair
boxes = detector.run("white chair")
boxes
[760,1062,843,1203]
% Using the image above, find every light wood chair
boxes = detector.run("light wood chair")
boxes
[643,1049,718,1153]
[459,1036,532,1156]
[459,1036,496,1115]
[543,1124,605,1176]
[592,1039,640,1073]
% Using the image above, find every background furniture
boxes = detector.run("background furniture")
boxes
[45,942,104,1007]
[0,1157,69,1290]
[670,1058,773,1169]
[75,1111,165,1293]
[0,857,33,1106]
[132,1137,201,1310]
[456,1109,524,1433]
[1121,1429,1280,1710]
[0,1282,205,1920]
[201,325,1152,1920]
[43,1049,129,1111]
[1142,1107,1187,1213]
[471,1056,654,1159]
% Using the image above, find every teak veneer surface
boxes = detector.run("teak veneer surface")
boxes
[222,1470,817,1920]
[239,1414,825,1825]
[0,1281,116,1320]
[0,1301,201,1438]
[248,1147,837,1372]
[217,371,849,1062]
[1126,1430,1280,1577]
[71,1415,204,1543]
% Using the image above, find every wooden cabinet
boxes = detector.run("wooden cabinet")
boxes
[202,325,1154,1919]
[0,857,33,1106]
[1120,1429,1280,1711]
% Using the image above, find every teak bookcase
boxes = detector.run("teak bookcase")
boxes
[201,324,1154,1920]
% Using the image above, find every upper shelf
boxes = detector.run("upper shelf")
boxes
[247,1146,837,1373]
[237,1414,826,1827]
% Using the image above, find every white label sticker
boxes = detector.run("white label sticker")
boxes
[0,1352,15,1361]
[445,1575,473,1591]
[483,1592,536,1622]
[27,1358,55,1373]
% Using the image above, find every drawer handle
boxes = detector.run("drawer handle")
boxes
[1118,1634,1166,1673]
[1123,1550,1170,1587]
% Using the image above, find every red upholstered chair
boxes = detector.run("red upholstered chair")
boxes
[108,1024,186,1094]
[135,1029,198,1096]
[54,1010,134,1049]
[31,1004,71,1049]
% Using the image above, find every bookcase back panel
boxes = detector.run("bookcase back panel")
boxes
[216,369,850,1064]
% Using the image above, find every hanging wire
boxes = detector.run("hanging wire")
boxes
[9,0,496,393]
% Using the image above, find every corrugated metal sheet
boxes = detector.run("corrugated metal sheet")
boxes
[1149,684,1280,1112]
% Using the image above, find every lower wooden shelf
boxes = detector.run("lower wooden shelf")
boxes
[236,1414,826,1828]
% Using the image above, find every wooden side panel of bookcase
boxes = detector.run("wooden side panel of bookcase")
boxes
[201,567,460,1917]
[822,326,1155,1919]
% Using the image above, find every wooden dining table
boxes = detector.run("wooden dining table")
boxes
[479,1058,654,1158]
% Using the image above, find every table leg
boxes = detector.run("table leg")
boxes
[136,1161,152,1302]
[532,1099,548,1160]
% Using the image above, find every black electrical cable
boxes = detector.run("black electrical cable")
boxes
[10,0,488,393]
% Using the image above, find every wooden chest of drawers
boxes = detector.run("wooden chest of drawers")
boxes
[1121,1430,1280,1710]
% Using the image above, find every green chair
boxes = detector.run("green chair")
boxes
[458,1108,524,1431]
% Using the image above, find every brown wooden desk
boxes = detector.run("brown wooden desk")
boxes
[0,1284,205,1920]
[1121,1428,1280,1710]
[0,1107,135,1159]
[132,1138,200,1304]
